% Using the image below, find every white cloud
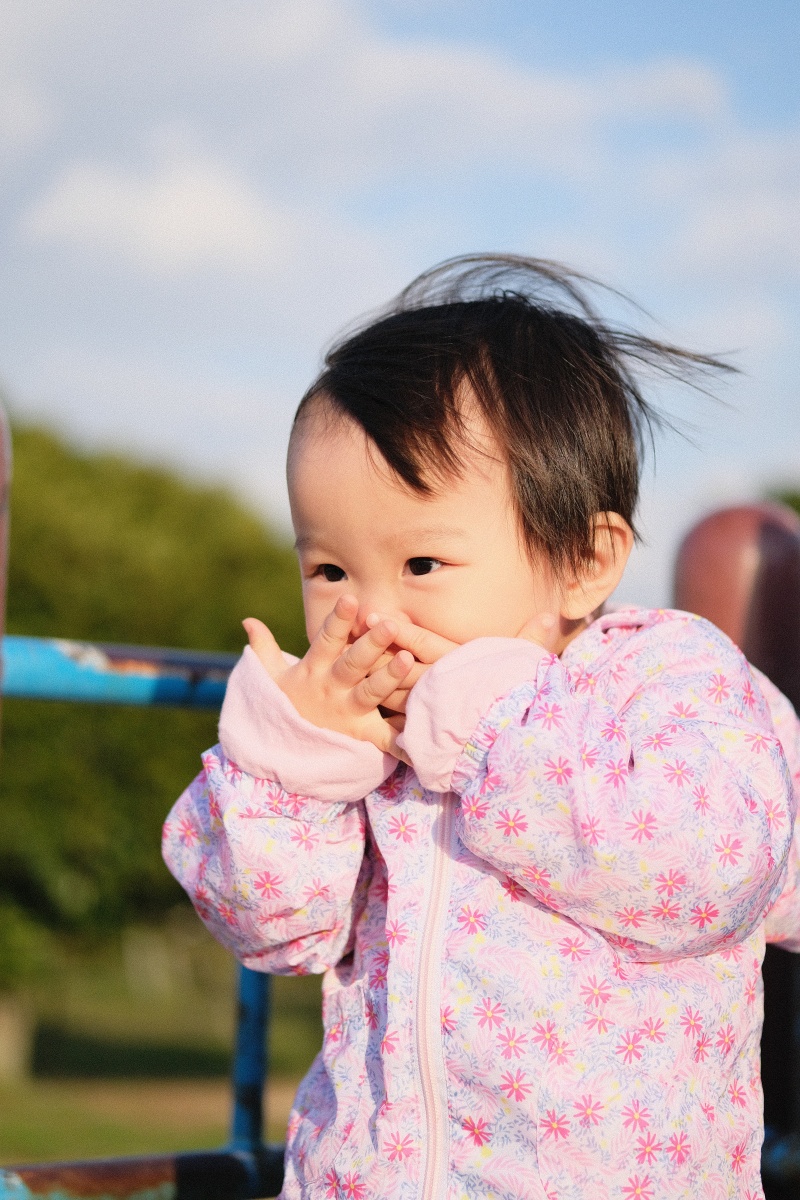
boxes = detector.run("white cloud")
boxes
[20,155,300,275]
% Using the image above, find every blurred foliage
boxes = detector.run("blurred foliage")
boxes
[0,423,307,988]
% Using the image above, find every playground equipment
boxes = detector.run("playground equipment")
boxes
[1,394,800,1197]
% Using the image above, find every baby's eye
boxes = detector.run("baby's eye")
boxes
[315,564,347,582]
[407,557,443,577]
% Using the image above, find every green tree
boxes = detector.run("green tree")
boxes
[0,424,307,987]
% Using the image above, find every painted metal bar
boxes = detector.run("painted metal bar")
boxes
[230,967,271,1151]
[0,1146,286,1200]
[0,636,236,707]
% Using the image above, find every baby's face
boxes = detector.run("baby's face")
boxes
[288,406,565,648]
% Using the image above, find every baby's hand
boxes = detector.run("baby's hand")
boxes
[242,596,414,760]
[364,615,461,714]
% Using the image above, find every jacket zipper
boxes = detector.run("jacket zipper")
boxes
[416,794,455,1200]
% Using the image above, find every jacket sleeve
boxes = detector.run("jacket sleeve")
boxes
[162,647,397,974]
[401,615,794,962]
[756,667,800,950]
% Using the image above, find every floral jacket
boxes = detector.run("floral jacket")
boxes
[163,608,800,1200]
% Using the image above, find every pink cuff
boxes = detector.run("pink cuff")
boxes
[399,637,547,792]
[218,646,396,802]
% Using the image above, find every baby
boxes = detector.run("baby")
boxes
[164,256,799,1200]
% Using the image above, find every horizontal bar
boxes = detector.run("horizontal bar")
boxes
[0,1147,285,1200]
[0,637,237,707]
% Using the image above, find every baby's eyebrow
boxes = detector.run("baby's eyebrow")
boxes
[385,524,468,546]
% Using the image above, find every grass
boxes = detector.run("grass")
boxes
[0,916,322,1165]
[0,1078,300,1163]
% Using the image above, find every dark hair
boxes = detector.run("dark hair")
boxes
[294,254,733,575]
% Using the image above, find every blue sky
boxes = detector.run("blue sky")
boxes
[0,0,797,607]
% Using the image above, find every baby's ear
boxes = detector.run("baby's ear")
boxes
[560,513,634,621]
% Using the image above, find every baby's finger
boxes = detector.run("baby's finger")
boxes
[378,661,430,713]
[306,595,359,667]
[370,715,411,764]
[242,617,287,680]
[351,649,415,711]
[366,613,459,664]
[331,619,399,686]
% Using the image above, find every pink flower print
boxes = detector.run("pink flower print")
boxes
[716,1024,735,1055]
[440,1006,457,1034]
[475,997,506,1029]
[573,1094,604,1126]
[462,1116,491,1147]
[532,1020,559,1052]
[558,936,588,961]
[457,905,487,935]
[323,1170,339,1199]
[670,700,699,720]
[208,795,223,820]
[283,793,306,818]
[551,1038,574,1065]
[585,1012,614,1034]
[715,835,744,867]
[690,901,719,930]
[616,1029,644,1065]
[289,822,319,852]
[217,902,237,926]
[339,1172,366,1199]
[617,906,646,928]
[745,731,770,753]
[383,1131,415,1162]
[663,759,694,787]
[303,878,330,903]
[625,809,657,842]
[601,717,626,743]
[694,1034,712,1062]
[635,1133,662,1165]
[622,1101,650,1131]
[708,673,731,703]
[604,758,629,789]
[501,876,526,902]
[544,756,574,784]
[381,1029,399,1054]
[650,899,680,921]
[745,976,757,1005]
[495,808,528,837]
[667,1132,691,1164]
[498,1026,528,1059]
[701,1102,715,1122]
[462,796,490,821]
[365,1000,378,1030]
[692,785,711,813]
[680,1008,704,1038]
[254,871,283,899]
[640,1017,665,1044]
[178,817,199,847]
[501,1068,532,1101]
[540,1109,570,1141]
[622,1174,654,1200]
[387,814,417,843]
[524,864,551,892]
[574,670,597,694]
[580,743,599,768]
[729,1081,747,1108]
[731,1142,746,1174]
[765,801,787,830]
[193,886,211,918]
[386,920,409,946]
[642,730,673,751]
[534,701,564,729]
[580,975,612,1008]
[580,816,605,846]
[655,870,686,897]
[224,760,243,783]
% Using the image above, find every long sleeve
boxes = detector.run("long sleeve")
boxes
[403,612,794,962]
[163,648,396,974]
[757,667,800,950]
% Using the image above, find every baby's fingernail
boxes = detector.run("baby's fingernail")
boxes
[366,612,382,627]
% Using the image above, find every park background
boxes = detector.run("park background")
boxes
[0,0,798,1160]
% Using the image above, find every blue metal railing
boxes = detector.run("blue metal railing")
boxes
[0,635,285,1200]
